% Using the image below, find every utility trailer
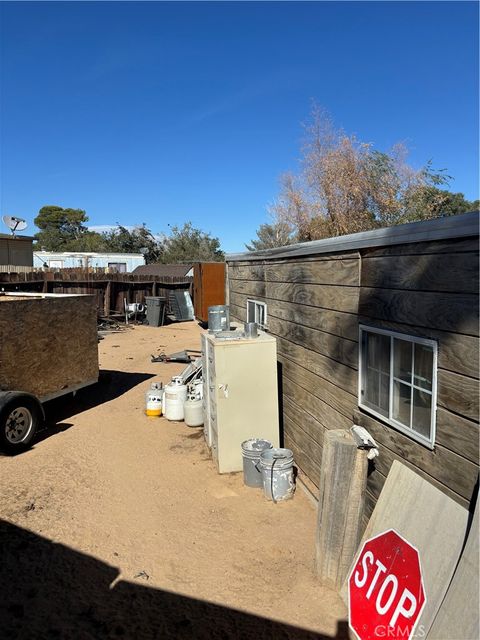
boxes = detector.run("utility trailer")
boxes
[0,292,99,452]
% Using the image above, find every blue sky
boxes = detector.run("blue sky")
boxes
[1,1,478,253]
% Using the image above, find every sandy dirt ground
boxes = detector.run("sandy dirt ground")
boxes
[0,321,348,639]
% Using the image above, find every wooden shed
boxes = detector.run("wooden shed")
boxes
[0,234,34,268]
[193,262,226,323]
[226,212,479,526]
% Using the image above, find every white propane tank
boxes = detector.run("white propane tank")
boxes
[145,382,163,417]
[184,395,204,427]
[191,378,203,399]
[164,376,188,421]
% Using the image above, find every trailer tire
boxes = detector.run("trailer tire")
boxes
[0,393,42,454]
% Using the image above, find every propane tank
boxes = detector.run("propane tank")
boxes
[164,376,188,421]
[145,382,163,417]
[184,393,204,427]
[192,378,203,400]
[189,378,204,399]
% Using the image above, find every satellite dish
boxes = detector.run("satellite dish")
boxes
[2,215,28,236]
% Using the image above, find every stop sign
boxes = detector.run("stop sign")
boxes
[348,529,426,640]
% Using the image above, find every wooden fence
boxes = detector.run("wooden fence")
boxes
[0,269,193,316]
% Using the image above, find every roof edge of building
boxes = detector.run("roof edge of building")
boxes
[226,211,479,262]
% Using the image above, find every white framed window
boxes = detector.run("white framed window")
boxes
[247,299,267,329]
[48,260,63,268]
[359,325,438,449]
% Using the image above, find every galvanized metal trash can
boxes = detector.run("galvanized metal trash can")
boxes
[145,296,166,327]
[208,305,230,333]
[241,438,273,487]
[259,448,295,502]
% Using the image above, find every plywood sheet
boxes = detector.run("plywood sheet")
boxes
[427,494,479,640]
[0,293,98,399]
[341,461,469,637]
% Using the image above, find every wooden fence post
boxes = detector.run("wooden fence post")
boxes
[315,429,368,590]
[104,280,111,316]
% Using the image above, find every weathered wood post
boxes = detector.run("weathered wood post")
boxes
[103,280,111,316]
[315,429,368,590]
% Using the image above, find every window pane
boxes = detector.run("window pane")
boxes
[256,304,265,327]
[379,372,390,415]
[366,368,379,407]
[394,339,412,383]
[412,388,432,439]
[364,368,380,412]
[414,344,433,391]
[362,331,390,416]
[392,380,411,427]
[366,332,390,375]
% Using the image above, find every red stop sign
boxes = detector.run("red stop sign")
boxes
[348,529,426,640]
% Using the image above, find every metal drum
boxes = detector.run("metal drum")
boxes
[259,448,295,502]
[241,438,273,487]
[208,305,230,333]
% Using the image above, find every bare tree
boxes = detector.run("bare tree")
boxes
[267,173,312,239]
[270,104,450,241]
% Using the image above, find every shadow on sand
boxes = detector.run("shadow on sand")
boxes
[0,370,155,457]
[36,369,156,442]
[0,519,349,639]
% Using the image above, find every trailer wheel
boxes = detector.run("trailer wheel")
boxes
[0,394,42,453]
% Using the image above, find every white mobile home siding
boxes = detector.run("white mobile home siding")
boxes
[33,252,145,272]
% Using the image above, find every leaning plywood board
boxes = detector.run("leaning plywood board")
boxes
[0,293,98,399]
[341,461,469,637]
[427,493,479,640]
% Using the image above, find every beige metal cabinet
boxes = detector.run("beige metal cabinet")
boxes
[201,331,279,473]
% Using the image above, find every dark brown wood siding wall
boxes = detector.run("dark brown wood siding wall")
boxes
[227,235,479,524]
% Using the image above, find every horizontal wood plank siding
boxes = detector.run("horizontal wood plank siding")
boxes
[437,370,479,421]
[230,292,359,340]
[231,280,359,314]
[361,236,478,258]
[276,336,357,395]
[281,375,352,433]
[271,317,358,370]
[230,258,359,284]
[359,288,478,336]
[436,409,479,465]
[361,252,479,293]
[227,233,479,515]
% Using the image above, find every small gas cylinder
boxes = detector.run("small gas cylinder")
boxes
[145,382,163,417]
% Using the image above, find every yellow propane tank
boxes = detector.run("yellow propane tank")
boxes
[145,382,163,417]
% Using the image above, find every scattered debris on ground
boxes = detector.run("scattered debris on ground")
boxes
[0,322,347,637]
